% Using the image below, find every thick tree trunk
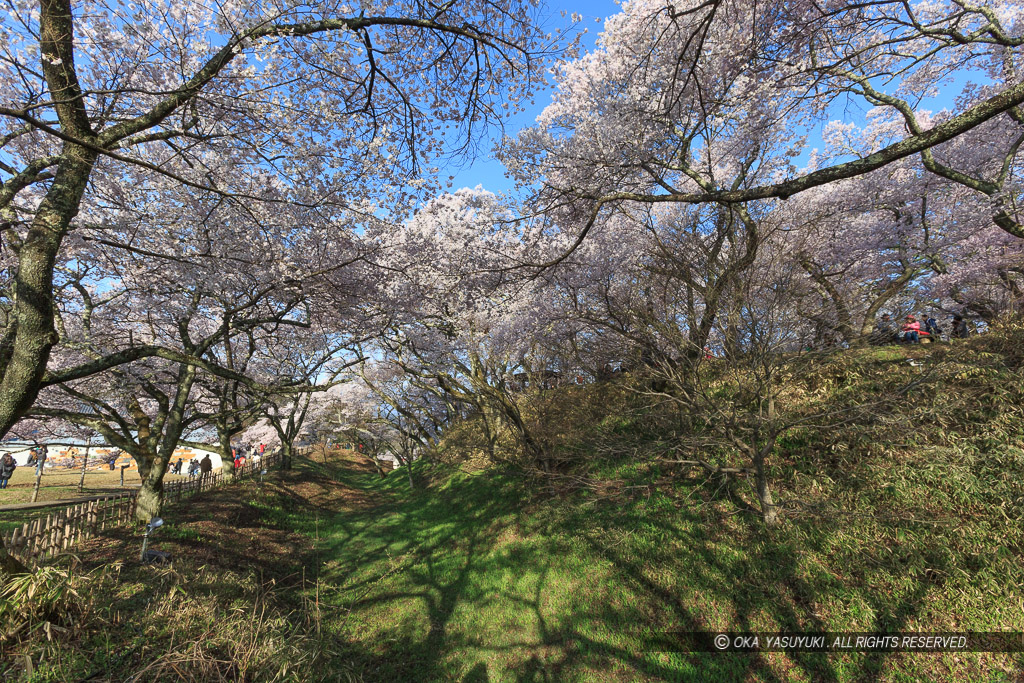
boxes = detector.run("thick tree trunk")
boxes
[0,146,97,439]
[131,363,197,522]
[135,463,165,523]
[280,441,294,471]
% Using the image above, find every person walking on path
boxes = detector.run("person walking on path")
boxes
[0,453,16,489]
[199,454,212,484]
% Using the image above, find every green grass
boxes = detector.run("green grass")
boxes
[5,444,1021,681]
[5,329,1024,681]
[0,468,142,507]
[292,450,1022,681]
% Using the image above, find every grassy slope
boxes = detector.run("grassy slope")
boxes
[309,457,1021,681]
[307,331,1023,682]
[3,331,1023,682]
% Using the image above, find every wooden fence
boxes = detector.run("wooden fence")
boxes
[162,448,282,504]
[1,492,137,566]
[2,447,287,566]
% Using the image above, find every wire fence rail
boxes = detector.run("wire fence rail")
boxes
[1,446,296,567]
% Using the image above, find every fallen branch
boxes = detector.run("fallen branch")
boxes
[660,459,754,475]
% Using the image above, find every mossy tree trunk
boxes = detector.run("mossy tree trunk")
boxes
[0,0,102,439]
[268,392,313,471]
[0,144,97,439]
[135,458,165,523]
[217,417,236,483]
[132,363,198,522]
[280,440,294,471]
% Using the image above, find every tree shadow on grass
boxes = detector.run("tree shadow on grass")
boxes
[312,455,954,683]
[73,451,949,683]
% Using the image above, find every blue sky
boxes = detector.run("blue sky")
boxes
[447,1,621,194]
[448,0,973,198]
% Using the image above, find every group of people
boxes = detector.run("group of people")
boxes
[873,313,971,345]
[231,443,266,470]
[25,446,47,472]
[2,442,274,490]
[169,454,213,479]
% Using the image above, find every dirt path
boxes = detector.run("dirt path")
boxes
[76,446,384,579]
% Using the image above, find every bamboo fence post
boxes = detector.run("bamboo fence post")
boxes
[45,512,54,558]
[11,525,22,560]
[29,518,39,559]
[62,511,71,550]
[70,505,79,547]
[43,513,53,558]
[25,521,33,562]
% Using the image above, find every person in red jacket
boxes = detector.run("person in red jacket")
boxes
[901,315,921,343]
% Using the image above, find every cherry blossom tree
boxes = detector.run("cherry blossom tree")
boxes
[363,187,559,465]
[255,340,360,470]
[356,360,450,459]
[0,0,556,441]
[503,0,1024,265]
[25,265,322,520]
[15,184,372,519]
